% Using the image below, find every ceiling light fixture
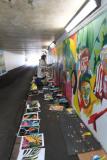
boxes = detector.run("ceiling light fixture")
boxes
[65,0,100,33]
[49,41,56,49]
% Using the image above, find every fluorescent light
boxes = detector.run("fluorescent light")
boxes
[65,0,97,32]
[50,42,56,48]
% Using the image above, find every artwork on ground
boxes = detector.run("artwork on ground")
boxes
[49,11,107,134]
[17,147,45,160]
[22,112,39,120]
[0,50,6,75]
[17,126,40,137]
[20,133,44,149]
[20,119,40,127]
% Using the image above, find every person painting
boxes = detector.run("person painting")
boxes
[37,54,47,85]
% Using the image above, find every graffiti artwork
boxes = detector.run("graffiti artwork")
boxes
[49,10,107,152]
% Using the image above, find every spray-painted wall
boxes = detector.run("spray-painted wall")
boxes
[50,10,107,152]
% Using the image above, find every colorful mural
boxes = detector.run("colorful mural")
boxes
[49,10,107,130]
[49,10,107,152]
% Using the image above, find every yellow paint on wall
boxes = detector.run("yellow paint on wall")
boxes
[73,90,80,114]
[69,34,78,62]
[56,43,63,56]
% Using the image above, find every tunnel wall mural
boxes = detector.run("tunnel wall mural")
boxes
[49,11,107,151]
[0,50,6,75]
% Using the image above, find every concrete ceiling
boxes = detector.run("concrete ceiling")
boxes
[0,0,86,51]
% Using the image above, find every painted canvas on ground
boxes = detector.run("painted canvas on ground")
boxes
[17,126,39,137]
[49,104,64,111]
[26,100,40,109]
[26,107,41,113]
[20,133,44,149]
[23,113,39,120]
[17,148,45,160]
[20,119,40,127]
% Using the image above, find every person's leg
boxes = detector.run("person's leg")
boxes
[35,77,43,86]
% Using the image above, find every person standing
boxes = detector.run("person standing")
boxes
[37,55,47,84]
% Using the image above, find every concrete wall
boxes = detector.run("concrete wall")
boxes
[4,50,25,71]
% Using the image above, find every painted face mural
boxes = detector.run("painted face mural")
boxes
[79,48,90,73]
[79,72,91,109]
[80,81,91,108]
[95,45,107,99]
